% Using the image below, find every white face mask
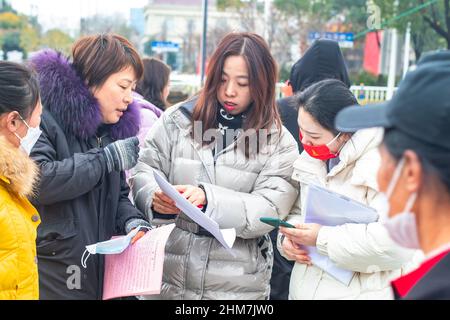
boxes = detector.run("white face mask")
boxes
[14,117,42,155]
[379,158,421,249]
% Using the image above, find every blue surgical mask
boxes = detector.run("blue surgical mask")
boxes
[81,227,151,268]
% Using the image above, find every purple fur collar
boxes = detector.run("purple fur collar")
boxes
[30,49,141,140]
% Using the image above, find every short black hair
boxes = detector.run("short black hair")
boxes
[0,61,40,118]
[384,128,450,193]
[294,79,358,135]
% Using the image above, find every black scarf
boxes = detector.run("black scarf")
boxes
[214,107,246,155]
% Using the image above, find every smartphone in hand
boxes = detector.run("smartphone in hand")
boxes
[259,217,295,228]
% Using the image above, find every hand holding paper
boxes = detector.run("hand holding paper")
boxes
[153,170,236,250]
[301,184,379,285]
[174,185,206,207]
[152,188,180,214]
[281,235,312,265]
[280,223,322,247]
[131,230,146,245]
[103,224,176,300]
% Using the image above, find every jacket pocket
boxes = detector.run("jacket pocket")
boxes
[36,223,78,258]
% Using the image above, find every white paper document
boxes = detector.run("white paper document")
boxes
[304,184,379,286]
[153,170,236,250]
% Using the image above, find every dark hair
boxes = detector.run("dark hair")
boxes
[136,57,171,110]
[192,32,281,151]
[289,39,351,93]
[384,129,450,193]
[0,61,40,118]
[295,79,358,135]
[72,33,144,89]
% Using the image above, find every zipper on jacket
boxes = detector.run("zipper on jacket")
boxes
[95,133,109,148]
[97,136,103,148]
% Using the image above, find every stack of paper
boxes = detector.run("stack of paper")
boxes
[102,224,175,300]
[304,184,379,286]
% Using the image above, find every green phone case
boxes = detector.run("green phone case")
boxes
[259,217,295,228]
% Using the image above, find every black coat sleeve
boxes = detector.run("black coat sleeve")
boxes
[30,114,107,205]
[277,97,302,152]
[115,172,148,234]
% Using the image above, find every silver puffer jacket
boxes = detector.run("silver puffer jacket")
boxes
[130,99,298,300]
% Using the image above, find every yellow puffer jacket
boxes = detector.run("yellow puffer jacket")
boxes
[0,136,40,300]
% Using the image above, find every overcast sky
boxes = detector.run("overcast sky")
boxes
[11,0,148,33]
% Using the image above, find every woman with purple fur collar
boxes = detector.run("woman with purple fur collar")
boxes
[28,34,152,300]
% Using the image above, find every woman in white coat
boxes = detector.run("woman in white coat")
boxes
[278,79,418,300]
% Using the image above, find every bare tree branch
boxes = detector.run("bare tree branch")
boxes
[423,14,449,39]
[420,0,440,26]
[430,2,440,24]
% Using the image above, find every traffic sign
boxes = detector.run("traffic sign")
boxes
[308,32,354,48]
[151,41,180,53]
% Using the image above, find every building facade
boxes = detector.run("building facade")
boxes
[143,0,243,73]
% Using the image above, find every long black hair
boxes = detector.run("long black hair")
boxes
[0,61,40,118]
[294,79,358,135]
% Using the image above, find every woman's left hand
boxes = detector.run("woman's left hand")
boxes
[280,223,322,247]
[174,185,206,207]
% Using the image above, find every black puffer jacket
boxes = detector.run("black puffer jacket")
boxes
[29,49,148,300]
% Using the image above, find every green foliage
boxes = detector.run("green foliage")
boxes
[41,29,73,55]
[0,5,74,58]
[20,26,40,53]
[1,30,22,58]
[0,12,23,29]
[372,0,450,49]
[351,70,387,86]
[279,64,291,83]
[217,0,245,11]
[0,0,14,13]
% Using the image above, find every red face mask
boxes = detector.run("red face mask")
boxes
[300,131,342,161]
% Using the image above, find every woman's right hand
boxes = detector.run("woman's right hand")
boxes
[151,188,181,214]
[282,236,312,266]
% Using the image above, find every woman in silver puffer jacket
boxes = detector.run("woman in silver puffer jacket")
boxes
[130,32,298,300]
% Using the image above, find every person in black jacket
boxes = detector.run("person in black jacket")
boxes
[270,39,351,300]
[336,50,450,300]
[277,39,351,152]
[29,34,151,300]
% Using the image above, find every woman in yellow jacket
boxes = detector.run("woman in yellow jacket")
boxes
[0,61,42,299]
